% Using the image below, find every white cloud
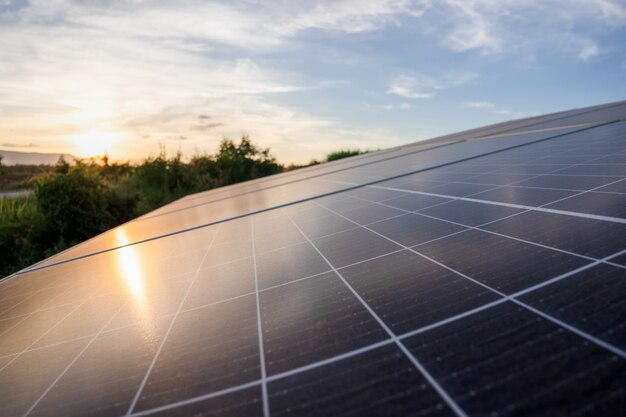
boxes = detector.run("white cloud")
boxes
[388,77,435,99]
[0,0,625,162]
[466,101,495,109]
[388,72,477,99]
[422,0,626,58]
[464,101,537,119]
[579,43,600,61]
[0,0,421,162]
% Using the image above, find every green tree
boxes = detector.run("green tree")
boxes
[55,155,70,174]
[215,136,282,184]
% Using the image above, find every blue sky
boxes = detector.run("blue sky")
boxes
[1,0,625,163]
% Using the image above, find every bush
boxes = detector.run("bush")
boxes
[0,136,360,277]
[215,136,282,184]
[325,149,367,162]
[35,163,138,245]
[0,197,43,277]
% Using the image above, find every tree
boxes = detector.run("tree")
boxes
[215,135,282,184]
[35,164,137,244]
[55,155,70,174]
[0,154,4,184]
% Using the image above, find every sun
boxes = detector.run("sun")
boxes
[68,130,124,157]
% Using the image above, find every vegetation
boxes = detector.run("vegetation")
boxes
[285,147,371,170]
[325,149,369,162]
[0,138,365,277]
[0,162,55,191]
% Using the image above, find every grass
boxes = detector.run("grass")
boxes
[0,196,37,223]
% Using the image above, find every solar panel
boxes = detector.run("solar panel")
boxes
[1,101,625,417]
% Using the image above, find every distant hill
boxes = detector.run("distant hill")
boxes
[0,150,78,165]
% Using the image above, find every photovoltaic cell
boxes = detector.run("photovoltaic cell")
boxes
[340,250,500,333]
[268,345,455,417]
[403,302,626,417]
[519,264,626,350]
[260,272,387,375]
[416,228,591,294]
[1,101,625,417]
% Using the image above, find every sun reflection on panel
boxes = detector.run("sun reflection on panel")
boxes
[115,228,146,309]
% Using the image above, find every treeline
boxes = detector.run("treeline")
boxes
[0,138,368,277]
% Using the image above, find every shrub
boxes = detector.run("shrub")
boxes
[35,164,138,245]
[325,149,367,162]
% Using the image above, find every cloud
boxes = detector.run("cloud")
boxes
[466,101,495,109]
[388,76,435,99]
[388,72,477,99]
[422,0,626,58]
[190,123,224,132]
[465,101,529,118]
[0,0,625,162]
[579,43,600,61]
[2,142,38,148]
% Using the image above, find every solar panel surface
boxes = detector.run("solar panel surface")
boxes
[1,101,625,417]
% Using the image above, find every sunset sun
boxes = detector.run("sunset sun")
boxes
[68,130,125,157]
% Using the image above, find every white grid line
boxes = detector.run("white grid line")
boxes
[23,303,127,417]
[250,218,270,417]
[121,246,626,417]
[2,120,625,416]
[4,169,625,367]
[345,190,626,271]
[315,202,626,360]
[9,120,615,280]
[0,299,88,374]
[284,211,470,417]
[125,225,221,415]
[369,184,626,224]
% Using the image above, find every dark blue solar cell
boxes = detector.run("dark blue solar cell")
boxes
[403,302,626,417]
[268,344,456,417]
[519,264,626,350]
[417,229,590,294]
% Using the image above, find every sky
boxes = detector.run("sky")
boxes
[1,0,626,164]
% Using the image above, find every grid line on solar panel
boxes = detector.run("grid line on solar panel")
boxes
[22,303,126,417]
[313,202,626,359]
[477,100,626,137]
[130,380,263,417]
[11,121,620,279]
[518,264,626,351]
[402,302,626,417]
[342,192,626,269]
[155,109,613,217]
[282,211,470,417]
[13,236,608,414]
[316,141,622,216]
[3,107,625,416]
[167,100,623,211]
[5,236,207,416]
[365,183,626,224]
[124,225,222,415]
[137,139,468,223]
[331,138,626,224]
[0,249,414,364]
[0,299,87,374]
[250,220,270,417]
[120,243,625,416]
